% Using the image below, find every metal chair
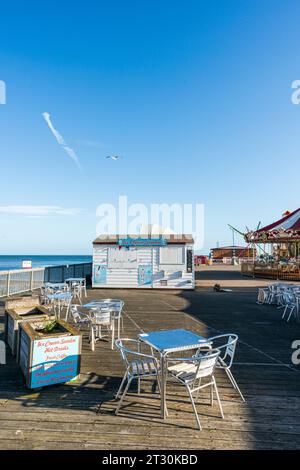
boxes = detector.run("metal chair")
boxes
[71,284,83,304]
[89,307,115,351]
[267,285,278,305]
[197,334,245,402]
[167,349,224,431]
[282,292,297,322]
[257,287,270,305]
[40,285,52,306]
[69,304,91,329]
[115,338,161,415]
[59,293,73,321]
[100,299,125,339]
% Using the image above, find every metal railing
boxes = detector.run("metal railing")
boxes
[44,262,92,283]
[0,268,45,297]
[0,262,93,297]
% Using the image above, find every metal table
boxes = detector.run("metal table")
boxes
[139,328,209,419]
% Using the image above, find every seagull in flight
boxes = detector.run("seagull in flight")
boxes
[106,155,122,161]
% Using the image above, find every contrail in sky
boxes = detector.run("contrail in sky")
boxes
[42,112,81,169]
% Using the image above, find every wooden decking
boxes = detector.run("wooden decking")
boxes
[0,285,300,450]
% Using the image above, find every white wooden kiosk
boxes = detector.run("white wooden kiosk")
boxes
[92,234,194,289]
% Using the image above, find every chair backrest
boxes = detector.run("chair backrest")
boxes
[257,288,268,303]
[91,307,111,324]
[208,334,238,368]
[115,338,152,370]
[101,299,124,309]
[70,305,81,323]
[70,304,89,322]
[71,284,82,295]
[100,299,124,318]
[186,349,220,380]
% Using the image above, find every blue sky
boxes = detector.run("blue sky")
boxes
[0,0,299,254]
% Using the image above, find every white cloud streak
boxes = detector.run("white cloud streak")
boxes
[42,112,81,169]
[0,205,80,217]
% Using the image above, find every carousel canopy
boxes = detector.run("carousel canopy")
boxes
[245,208,300,243]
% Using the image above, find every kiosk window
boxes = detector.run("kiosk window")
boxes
[159,246,184,265]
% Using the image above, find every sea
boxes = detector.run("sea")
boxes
[0,255,92,271]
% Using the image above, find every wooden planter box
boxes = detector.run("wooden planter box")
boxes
[18,319,82,389]
[4,296,51,357]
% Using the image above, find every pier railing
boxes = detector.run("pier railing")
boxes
[0,262,93,297]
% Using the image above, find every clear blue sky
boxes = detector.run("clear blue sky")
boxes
[0,0,299,255]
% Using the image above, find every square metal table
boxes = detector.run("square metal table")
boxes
[139,328,209,419]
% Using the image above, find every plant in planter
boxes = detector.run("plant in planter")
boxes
[36,320,59,334]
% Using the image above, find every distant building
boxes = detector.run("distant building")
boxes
[210,245,255,263]
[194,255,209,266]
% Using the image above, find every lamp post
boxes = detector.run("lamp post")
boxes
[232,227,236,265]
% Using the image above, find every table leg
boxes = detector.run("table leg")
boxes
[117,315,121,339]
[160,353,166,419]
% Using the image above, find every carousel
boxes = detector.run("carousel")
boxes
[240,208,300,281]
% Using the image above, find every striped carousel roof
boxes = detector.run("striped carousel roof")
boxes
[245,208,300,243]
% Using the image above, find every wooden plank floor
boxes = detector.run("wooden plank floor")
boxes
[0,286,300,450]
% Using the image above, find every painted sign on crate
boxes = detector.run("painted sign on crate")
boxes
[30,336,81,388]
[138,265,152,286]
[93,264,107,285]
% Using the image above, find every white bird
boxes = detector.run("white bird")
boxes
[106,155,122,160]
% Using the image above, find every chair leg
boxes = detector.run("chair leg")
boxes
[91,326,95,352]
[117,317,121,339]
[115,377,132,415]
[282,305,289,320]
[65,305,70,322]
[213,378,224,419]
[195,378,202,400]
[115,371,128,399]
[111,321,115,350]
[226,369,245,402]
[186,385,202,431]
[210,383,214,406]
[287,306,295,323]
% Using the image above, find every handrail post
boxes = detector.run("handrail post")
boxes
[30,269,34,291]
[6,272,10,297]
